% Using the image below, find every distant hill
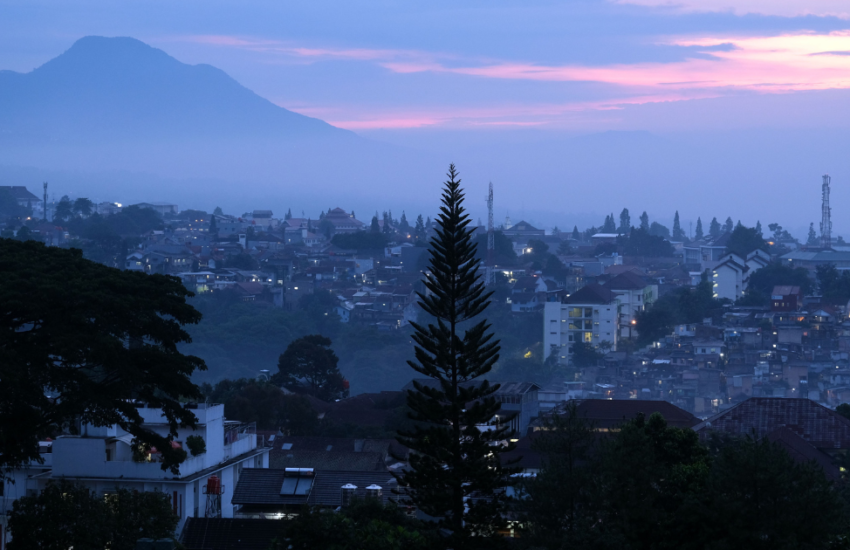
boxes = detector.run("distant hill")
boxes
[0,36,351,143]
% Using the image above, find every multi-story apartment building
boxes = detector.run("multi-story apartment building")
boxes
[604,271,658,340]
[544,284,620,366]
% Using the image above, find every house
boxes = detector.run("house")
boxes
[493,382,541,436]
[603,271,658,339]
[711,250,769,301]
[695,397,850,478]
[532,399,699,431]
[771,285,802,312]
[502,220,545,238]
[323,207,364,234]
[543,284,619,366]
[4,403,270,537]
[231,468,398,518]
[0,185,41,209]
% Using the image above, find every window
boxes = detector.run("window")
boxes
[583,332,592,343]
[585,308,593,317]
[568,307,583,318]
[584,320,592,330]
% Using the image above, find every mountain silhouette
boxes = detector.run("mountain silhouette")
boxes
[0,36,350,143]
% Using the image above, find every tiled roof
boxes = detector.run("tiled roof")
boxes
[766,426,840,481]
[605,270,650,291]
[181,518,281,550]
[564,284,617,305]
[271,449,386,471]
[572,399,699,429]
[772,285,801,296]
[696,398,850,449]
[232,468,398,508]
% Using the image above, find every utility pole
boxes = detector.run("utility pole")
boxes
[43,182,48,222]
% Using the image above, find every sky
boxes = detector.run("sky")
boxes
[1,0,849,235]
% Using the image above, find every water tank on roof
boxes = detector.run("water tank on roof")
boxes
[365,484,382,500]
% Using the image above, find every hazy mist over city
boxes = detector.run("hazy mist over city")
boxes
[3,1,850,235]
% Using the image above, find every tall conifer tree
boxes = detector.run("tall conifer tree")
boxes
[395,165,516,549]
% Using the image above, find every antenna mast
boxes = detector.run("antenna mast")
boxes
[821,174,832,249]
[486,182,494,283]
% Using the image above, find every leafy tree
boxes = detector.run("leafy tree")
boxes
[702,435,845,549]
[624,227,675,257]
[602,213,616,233]
[672,211,685,241]
[520,401,598,548]
[572,225,581,241]
[399,211,410,235]
[635,273,719,345]
[725,224,766,257]
[816,264,850,304]
[318,218,335,238]
[15,225,35,242]
[275,335,348,401]
[72,197,94,217]
[837,403,850,420]
[382,211,393,234]
[371,214,381,233]
[107,205,163,235]
[569,342,602,368]
[755,220,762,236]
[225,252,259,270]
[808,222,819,246]
[203,378,319,433]
[54,195,73,222]
[414,214,426,241]
[331,231,389,251]
[213,206,224,215]
[724,216,734,234]
[474,230,517,266]
[709,217,721,238]
[695,217,704,240]
[0,239,205,475]
[639,211,649,231]
[272,499,437,550]
[8,480,177,550]
[618,208,631,233]
[395,165,516,548]
[209,215,218,235]
[745,261,812,303]
[649,221,670,239]
[557,240,573,255]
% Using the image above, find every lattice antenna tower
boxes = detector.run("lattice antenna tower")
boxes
[821,174,832,249]
[486,182,494,266]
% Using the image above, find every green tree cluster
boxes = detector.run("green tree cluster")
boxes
[272,499,439,550]
[520,408,847,550]
[622,227,675,257]
[331,230,389,250]
[741,261,812,305]
[8,481,177,550]
[0,239,205,475]
[274,335,349,401]
[817,264,850,305]
[634,274,722,345]
[725,224,767,257]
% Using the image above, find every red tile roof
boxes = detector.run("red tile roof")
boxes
[697,398,850,449]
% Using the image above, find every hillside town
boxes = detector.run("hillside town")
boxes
[5,179,850,548]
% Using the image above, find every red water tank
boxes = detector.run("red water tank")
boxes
[207,475,221,495]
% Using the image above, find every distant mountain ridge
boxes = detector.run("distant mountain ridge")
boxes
[0,36,350,143]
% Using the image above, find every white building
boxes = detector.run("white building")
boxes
[1,403,270,538]
[544,283,620,366]
[711,250,769,301]
[603,271,658,339]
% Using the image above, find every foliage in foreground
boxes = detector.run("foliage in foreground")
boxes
[8,481,177,550]
[519,407,848,550]
[0,239,205,475]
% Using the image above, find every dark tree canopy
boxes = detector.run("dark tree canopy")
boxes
[201,378,318,433]
[725,224,766,257]
[623,227,675,257]
[743,262,812,305]
[648,221,670,239]
[474,230,517,266]
[396,165,516,548]
[816,263,850,305]
[275,335,348,401]
[8,480,177,550]
[0,239,205,475]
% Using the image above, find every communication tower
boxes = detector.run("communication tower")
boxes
[485,183,495,284]
[821,174,832,249]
